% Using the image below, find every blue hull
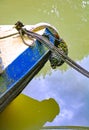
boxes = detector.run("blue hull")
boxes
[0,28,55,112]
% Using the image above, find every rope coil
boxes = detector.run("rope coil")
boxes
[0,21,89,78]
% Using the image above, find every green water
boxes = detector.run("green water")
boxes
[0,0,89,59]
[0,0,89,128]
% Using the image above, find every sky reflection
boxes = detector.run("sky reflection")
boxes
[0,0,89,128]
[22,55,89,126]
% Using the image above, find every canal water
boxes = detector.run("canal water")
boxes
[0,0,89,127]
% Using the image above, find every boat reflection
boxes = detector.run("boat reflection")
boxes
[0,94,59,130]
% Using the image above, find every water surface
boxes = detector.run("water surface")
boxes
[0,0,89,127]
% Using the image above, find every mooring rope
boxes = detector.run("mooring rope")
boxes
[0,21,89,78]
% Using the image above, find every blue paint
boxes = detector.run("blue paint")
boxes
[0,40,48,96]
[0,28,55,110]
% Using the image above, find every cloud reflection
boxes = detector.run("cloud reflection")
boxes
[22,55,89,126]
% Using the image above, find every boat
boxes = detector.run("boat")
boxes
[0,21,89,112]
[0,22,89,130]
[0,22,60,112]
